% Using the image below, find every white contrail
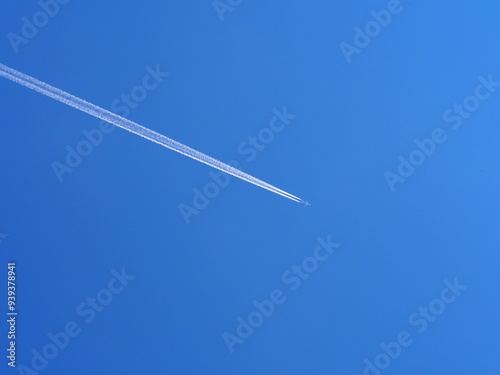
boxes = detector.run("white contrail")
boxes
[0,63,304,203]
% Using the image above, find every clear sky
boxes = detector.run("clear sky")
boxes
[0,1,499,374]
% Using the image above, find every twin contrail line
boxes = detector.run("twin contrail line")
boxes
[0,63,304,204]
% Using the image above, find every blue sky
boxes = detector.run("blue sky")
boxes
[0,1,499,374]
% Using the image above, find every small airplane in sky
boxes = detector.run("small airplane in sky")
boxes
[303,200,311,206]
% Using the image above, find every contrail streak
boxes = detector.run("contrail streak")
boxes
[0,63,304,203]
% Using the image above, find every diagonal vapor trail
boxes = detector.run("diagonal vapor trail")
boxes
[0,63,304,204]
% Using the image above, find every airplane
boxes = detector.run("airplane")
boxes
[303,200,311,206]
